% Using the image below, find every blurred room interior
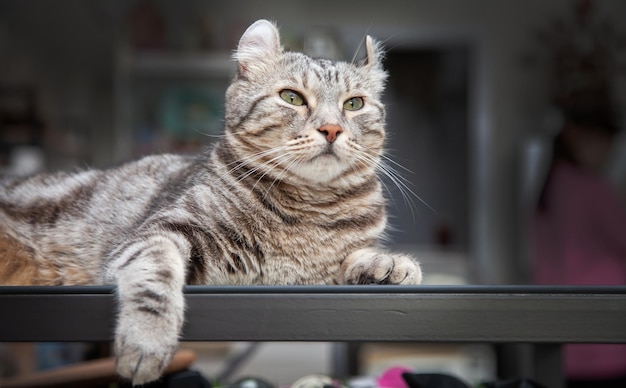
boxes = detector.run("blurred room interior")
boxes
[1,0,625,385]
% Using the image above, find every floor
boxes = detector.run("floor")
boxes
[182,342,496,386]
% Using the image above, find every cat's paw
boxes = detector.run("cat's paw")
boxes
[341,248,422,285]
[115,339,177,385]
[114,317,179,385]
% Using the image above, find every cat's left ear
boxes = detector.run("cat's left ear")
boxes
[235,19,282,75]
[365,36,385,69]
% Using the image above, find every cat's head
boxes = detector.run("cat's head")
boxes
[224,19,388,186]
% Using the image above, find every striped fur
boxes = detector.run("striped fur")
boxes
[0,20,421,385]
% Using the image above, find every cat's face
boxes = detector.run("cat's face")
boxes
[224,20,388,186]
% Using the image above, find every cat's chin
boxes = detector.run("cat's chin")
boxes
[290,157,349,185]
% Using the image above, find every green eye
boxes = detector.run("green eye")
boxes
[279,89,306,106]
[343,97,364,111]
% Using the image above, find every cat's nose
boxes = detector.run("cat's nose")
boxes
[318,124,343,143]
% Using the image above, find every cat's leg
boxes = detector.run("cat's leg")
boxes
[106,234,190,385]
[340,247,422,285]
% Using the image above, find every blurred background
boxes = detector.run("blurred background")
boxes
[1,0,625,386]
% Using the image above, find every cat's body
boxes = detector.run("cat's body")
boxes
[0,150,385,286]
[0,20,421,384]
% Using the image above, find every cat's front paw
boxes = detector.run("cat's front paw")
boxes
[114,317,179,385]
[341,248,422,285]
[115,338,177,385]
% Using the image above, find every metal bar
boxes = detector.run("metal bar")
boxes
[533,344,564,388]
[0,292,117,342]
[0,286,625,343]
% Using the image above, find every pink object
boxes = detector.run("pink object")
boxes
[531,161,626,379]
[377,366,413,388]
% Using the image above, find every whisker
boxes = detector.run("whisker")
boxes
[225,146,289,177]
[235,152,291,184]
[381,160,437,215]
[199,131,226,139]
[358,153,414,209]
[225,145,288,169]
[351,34,368,65]
[379,34,400,49]
[379,162,420,220]
[251,152,298,191]
[379,153,415,175]
[350,153,397,202]
[262,154,304,200]
[351,144,436,218]
[211,146,292,197]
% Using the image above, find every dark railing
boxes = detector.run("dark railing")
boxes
[2,285,626,387]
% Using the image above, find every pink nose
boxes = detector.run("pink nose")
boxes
[318,124,343,143]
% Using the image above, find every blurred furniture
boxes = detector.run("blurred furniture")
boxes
[1,349,198,388]
[114,47,233,161]
[0,86,45,174]
[1,285,625,388]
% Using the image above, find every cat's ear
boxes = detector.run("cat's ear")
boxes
[235,19,282,75]
[364,36,388,95]
[365,36,385,69]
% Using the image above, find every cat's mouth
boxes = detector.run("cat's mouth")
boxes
[311,144,341,162]
[291,143,349,183]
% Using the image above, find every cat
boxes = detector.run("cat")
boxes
[0,20,422,385]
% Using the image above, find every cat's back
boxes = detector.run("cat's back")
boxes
[0,153,193,224]
[0,153,196,285]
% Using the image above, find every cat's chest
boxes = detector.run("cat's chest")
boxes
[255,214,374,274]
[187,181,384,284]
[241,191,384,263]
[263,220,351,257]
[253,222,349,284]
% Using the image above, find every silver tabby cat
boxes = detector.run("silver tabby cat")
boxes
[0,20,421,384]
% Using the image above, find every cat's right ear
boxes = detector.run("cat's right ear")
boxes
[234,19,282,76]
